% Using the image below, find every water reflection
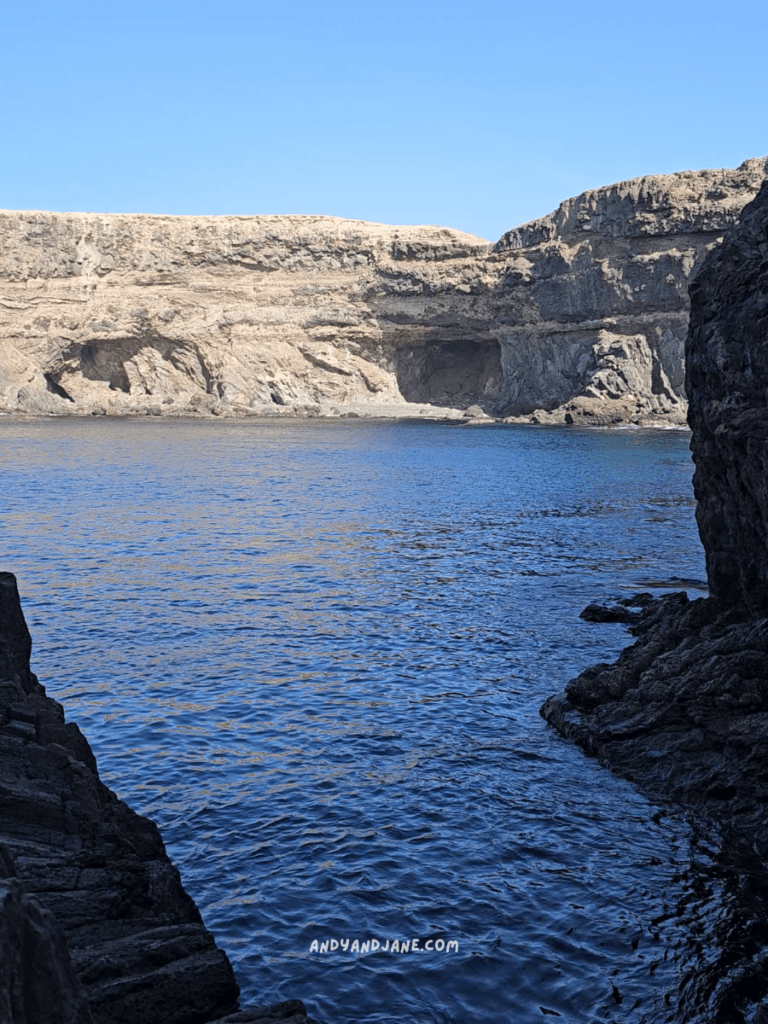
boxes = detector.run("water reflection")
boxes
[1,418,757,1022]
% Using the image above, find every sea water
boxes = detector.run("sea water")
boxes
[2,417,752,1023]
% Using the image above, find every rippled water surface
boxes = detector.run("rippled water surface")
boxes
[3,417,746,1023]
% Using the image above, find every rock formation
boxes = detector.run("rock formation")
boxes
[1,157,765,424]
[0,845,93,1024]
[687,183,768,616]
[0,572,317,1024]
[539,176,768,1020]
[542,178,768,836]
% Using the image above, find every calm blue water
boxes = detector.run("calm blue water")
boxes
[2,417,743,1024]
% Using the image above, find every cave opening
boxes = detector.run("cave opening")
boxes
[80,342,131,393]
[44,373,74,402]
[395,340,504,413]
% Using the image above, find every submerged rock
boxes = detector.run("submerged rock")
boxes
[0,572,318,1024]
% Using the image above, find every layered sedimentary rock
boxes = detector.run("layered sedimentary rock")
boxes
[0,572,317,1024]
[686,183,768,615]
[0,846,93,1024]
[1,157,765,423]
[541,180,768,835]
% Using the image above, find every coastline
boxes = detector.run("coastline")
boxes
[3,160,765,427]
[540,176,768,1017]
[0,401,691,429]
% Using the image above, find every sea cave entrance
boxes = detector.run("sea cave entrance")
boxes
[395,339,504,414]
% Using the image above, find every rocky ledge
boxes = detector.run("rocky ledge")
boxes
[1,157,766,425]
[0,572,317,1024]
[542,181,768,835]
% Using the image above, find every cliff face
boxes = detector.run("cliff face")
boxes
[1,156,765,423]
[687,180,768,615]
[492,158,768,423]
[541,180,768,835]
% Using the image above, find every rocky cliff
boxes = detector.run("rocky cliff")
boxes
[687,183,768,615]
[541,177,768,816]
[0,572,317,1024]
[1,157,765,424]
[0,845,93,1024]
[540,179,768,1013]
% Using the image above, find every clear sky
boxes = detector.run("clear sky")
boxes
[3,0,767,241]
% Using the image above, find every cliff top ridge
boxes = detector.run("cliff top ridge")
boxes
[497,156,768,249]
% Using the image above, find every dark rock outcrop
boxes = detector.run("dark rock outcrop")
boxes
[543,593,768,836]
[687,180,768,616]
[0,844,93,1024]
[0,572,238,1024]
[541,182,768,833]
[0,571,319,1024]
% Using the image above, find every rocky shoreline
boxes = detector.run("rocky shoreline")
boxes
[0,572,318,1024]
[543,591,768,838]
[0,400,692,428]
[541,181,768,879]
[539,174,768,1019]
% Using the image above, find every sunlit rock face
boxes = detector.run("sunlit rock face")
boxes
[0,156,765,422]
[490,156,768,423]
[686,178,768,615]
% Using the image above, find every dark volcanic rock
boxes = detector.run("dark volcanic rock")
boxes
[0,844,93,1024]
[542,593,768,836]
[209,1002,319,1024]
[0,571,320,1024]
[541,178,768,836]
[687,179,768,616]
[578,593,653,624]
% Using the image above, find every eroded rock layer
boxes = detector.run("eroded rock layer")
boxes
[1,157,765,423]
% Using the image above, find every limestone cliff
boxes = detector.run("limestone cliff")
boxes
[1,157,765,423]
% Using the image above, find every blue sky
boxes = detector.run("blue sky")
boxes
[3,0,766,240]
